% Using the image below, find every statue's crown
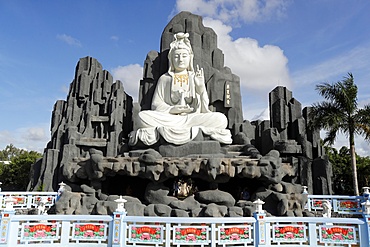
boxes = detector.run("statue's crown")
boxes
[174,32,189,41]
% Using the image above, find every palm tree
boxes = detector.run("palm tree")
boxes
[309,73,370,195]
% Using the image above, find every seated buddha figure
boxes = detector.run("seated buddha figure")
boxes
[129,32,232,146]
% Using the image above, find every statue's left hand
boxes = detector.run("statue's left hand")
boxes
[169,105,194,115]
[194,65,205,93]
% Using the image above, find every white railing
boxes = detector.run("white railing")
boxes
[0,187,370,246]
[109,210,370,247]
[113,215,256,246]
[0,192,58,210]
[306,195,368,215]
[0,202,369,246]
[263,216,366,246]
[1,214,112,246]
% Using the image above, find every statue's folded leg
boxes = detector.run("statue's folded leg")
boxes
[129,128,160,146]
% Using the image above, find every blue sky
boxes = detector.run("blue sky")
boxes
[1,0,369,156]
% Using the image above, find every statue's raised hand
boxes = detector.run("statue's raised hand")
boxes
[194,65,206,94]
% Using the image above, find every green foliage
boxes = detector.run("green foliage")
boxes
[0,144,23,161]
[0,145,42,191]
[326,145,370,195]
[326,146,352,195]
[357,155,370,191]
[35,183,45,192]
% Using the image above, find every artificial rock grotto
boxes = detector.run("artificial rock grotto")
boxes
[28,11,332,217]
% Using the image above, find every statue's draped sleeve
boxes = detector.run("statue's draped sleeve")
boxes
[151,74,172,113]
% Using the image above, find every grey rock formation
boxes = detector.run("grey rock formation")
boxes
[227,206,244,217]
[30,11,332,218]
[29,56,133,192]
[92,201,117,215]
[203,203,228,217]
[54,191,86,215]
[235,201,255,217]
[144,204,172,217]
[235,86,331,195]
[125,202,146,216]
[195,190,235,207]
[144,182,176,205]
[171,209,189,217]
[312,157,333,195]
[50,144,310,216]
[169,195,200,211]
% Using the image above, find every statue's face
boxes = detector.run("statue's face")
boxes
[172,48,190,72]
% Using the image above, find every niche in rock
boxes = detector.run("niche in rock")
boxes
[101,175,149,201]
[217,177,263,201]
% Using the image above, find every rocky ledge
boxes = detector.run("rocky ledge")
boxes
[53,147,308,217]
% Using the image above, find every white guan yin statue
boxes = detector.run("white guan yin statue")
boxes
[129,32,232,146]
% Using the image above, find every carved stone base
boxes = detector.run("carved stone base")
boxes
[159,141,221,157]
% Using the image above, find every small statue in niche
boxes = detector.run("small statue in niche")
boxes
[130,32,232,146]
[240,187,251,201]
[172,178,198,199]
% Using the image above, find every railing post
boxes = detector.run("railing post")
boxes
[302,186,309,210]
[362,187,370,203]
[57,182,66,201]
[322,200,332,218]
[60,219,70,244]
[332,198,337,214]
[0,197,17,246]
[363,187,370,195]
[253,199,267,246]
[302,186,308,194]
[165,222,171,247]
[305,191,313,212]
[112,196,127,247]
[210,222,216,247]
[26,193,33,209]
[0,194,3,210]
[361,200,370,247]
[308,222,318,245]
[37,196,49,215]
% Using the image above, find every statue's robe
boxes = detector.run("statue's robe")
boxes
[130,72,232,146]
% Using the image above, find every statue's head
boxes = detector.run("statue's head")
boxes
[168,32,194,73]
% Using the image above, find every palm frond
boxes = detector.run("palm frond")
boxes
[316,73,358,116]
[338,73,358,114]
[309,101,346,129]
[356,104,370,141]
[324,128,340,145]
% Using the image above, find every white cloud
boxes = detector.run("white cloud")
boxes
[320,130,370,157]
[356,138,370,157]
[56,34,82,47]
[292,43,370,86]
[23,127,47,142]
[111,64,143,102]
[250,107,269,121]
[0,125,49,154]
[203,18,291,95]
[0,131,16,149]
[110,35,119,41]
[175,0,289,24]
[359,97,370,107]
[61,84,70,94]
